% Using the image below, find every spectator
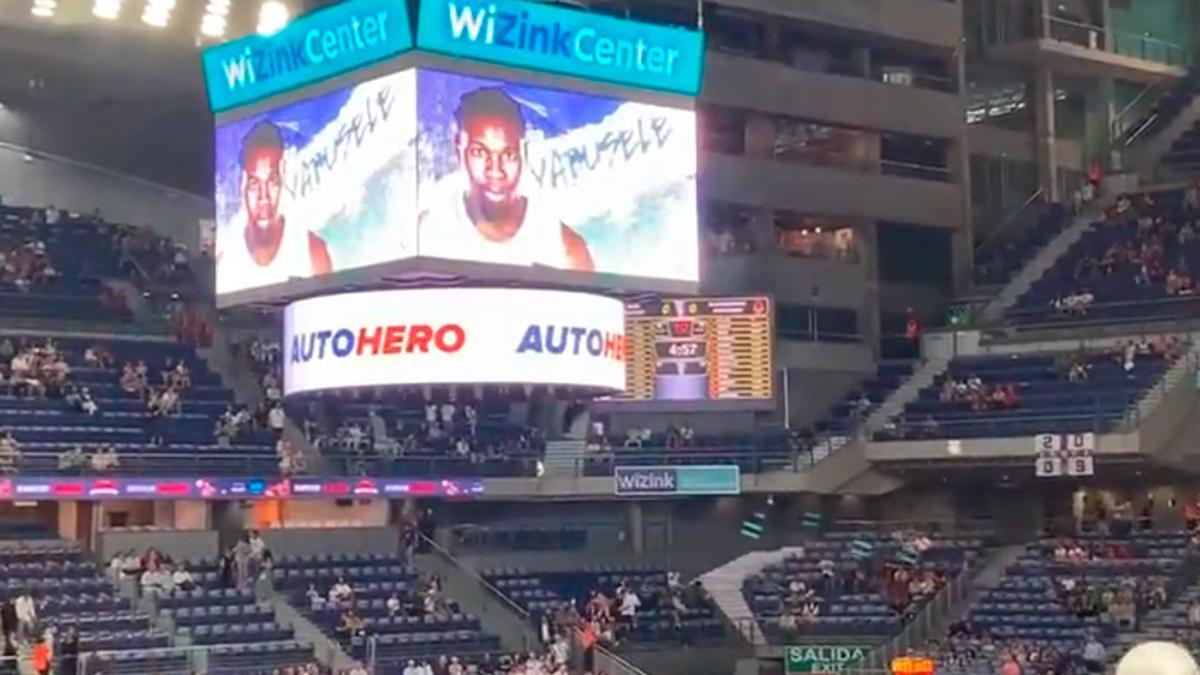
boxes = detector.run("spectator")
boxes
[329,577,354,604]
[0,433,19,474]
[338,609,366,638]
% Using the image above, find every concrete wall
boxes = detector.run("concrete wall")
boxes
[260,526,399,558]
[703,53,963,139]
[711,0,962,51]
[702,154,961,229]
[0,143,213,251]
[98,529,220,563]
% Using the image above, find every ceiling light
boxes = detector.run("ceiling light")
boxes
[200,22,225,37]
[142,10,169,26]
[257,0,289,35]
[31,5,54,17]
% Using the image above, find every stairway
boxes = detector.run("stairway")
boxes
[543,439,586,477]
[937,544,1027,630]
[1133,95,1200,179]
[978,206,1102,324]
[698,547,806,646]
[411,550,536,654]
[266,594,352,671]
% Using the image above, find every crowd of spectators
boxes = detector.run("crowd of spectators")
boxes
[938,375,1021,413]
[1022,185,1200,324]
[0,236,58,292]
[0,338,73,398]
[108,547,199,598]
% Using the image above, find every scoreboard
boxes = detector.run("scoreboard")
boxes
[612,296,773,406]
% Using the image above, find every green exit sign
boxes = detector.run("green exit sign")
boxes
[784,646,871,675]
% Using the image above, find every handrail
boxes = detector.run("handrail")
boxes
[1111,80,1166,147]
[417,532,532,622]
[973,187,1045,256]
[1042,15,1189,65]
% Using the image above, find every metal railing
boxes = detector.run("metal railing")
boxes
[973,188,1046,258]
[1045,16,1190,66]
[1001,294,1200,332]
[417,533,534,627]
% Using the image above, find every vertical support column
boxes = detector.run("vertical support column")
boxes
[627,502,644,555]
[1033,66,1060,201]
[1035,0,1051,39]
[1081,76,1115,179]
[950,38,975,295]
[859,220,882,361]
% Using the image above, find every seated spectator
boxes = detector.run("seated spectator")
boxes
[171,564,196,592]
[90,447,120,472]
[58,446,88,473]
[329,577,354,604]
[339,609,366,638]
[0,431,19,474]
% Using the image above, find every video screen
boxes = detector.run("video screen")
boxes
[282,288,627,396]
[214,69,418,297]
[415,69,699,284]
[608,296,774,406]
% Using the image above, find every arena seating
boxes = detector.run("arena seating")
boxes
[583,360,915,476]
[876,348,1171,440]
[743,529,986,642]
[291,392,542,478]
[0,206,132,321]
[0,335,277,475]
[277,553,501,663]
[0,540,178,672]
[1006,188,1200,327]
[485,566,724,645]
[932,529,1195,675]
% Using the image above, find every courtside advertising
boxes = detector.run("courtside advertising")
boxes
[415,0,705,95]
[213,69,418,298]
[282,288,627,395]
[415,69,699,284]
[201,0,413,112]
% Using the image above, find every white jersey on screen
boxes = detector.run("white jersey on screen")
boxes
[418,188,567,269]
[218,219,315,292]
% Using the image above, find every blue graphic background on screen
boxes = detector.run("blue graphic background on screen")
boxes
[415,69,699,282]
[213,71,417,295]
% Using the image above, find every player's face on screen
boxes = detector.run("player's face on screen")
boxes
[243,149,284,230]
[460,119,522,205]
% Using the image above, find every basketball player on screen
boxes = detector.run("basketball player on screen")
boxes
[220,121,332,285]
[418,88,594,271]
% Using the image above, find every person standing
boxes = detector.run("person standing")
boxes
[58,626,78,675]
[31,635,50,675]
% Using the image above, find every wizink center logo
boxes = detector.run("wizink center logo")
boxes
[614,467,677,495]
[440,0,688,78]
[202,0,410,112]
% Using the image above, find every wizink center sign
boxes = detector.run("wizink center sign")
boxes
[613,465,740,497]
[201,0,413,112]
[417,0,704,95]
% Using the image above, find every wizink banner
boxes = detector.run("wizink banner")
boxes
[282,288,627,395]
[613,465,741,497]
[416,0,704,95]
[201,0,413,112]
[415,69,698,283]
[214,70,417,297]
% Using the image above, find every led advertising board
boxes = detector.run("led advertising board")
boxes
[613,465,741,496]
[611,296,773,404]
[214,67,698,302]
[0,476,483,500]
[282,288,627,395]
[415,0,705,96]
[414,69,698,283]
[201,0,414,113]
[214,69,418,298]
